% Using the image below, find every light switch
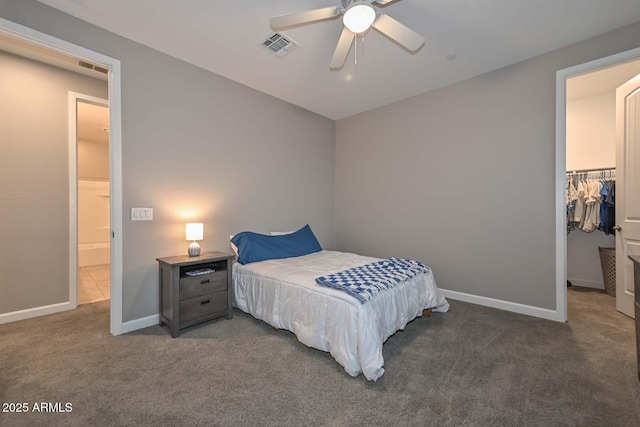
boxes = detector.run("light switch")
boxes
[131,207,153,221]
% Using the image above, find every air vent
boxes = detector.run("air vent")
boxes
[78,61,108,74]
[78,60,94,69]
[260,32,298,57]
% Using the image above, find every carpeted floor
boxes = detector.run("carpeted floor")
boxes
[1,287,639,426]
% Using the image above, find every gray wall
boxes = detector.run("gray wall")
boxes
[335,22,640,310]
[1,0,335,321]
[0,50,108,314]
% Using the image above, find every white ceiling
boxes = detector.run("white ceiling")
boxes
[36,0,640,120]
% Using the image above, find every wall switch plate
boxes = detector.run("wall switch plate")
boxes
[131,207,153,221]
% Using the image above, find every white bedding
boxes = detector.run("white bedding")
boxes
[232,250,449,381]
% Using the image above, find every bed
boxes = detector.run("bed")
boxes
[231,227,448,381]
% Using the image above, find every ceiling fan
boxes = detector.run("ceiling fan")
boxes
[270,0,425,70]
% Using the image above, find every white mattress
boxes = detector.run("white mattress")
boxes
[232,250,449,381]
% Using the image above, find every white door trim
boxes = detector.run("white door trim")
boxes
[0,17,124,335]
[555,46,640,323]
[68,92,109,310]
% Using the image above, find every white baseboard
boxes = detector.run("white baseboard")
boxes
[120,313,160,334]
[0,292,563,330]
[0,301,74,325]
[567,277,604,290]
[0,302,157,334]
[438,288,564,322]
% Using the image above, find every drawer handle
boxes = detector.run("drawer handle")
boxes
[200,299,210,305]
[200,279,210,284]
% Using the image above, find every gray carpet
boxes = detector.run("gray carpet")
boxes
[1,288,639,426]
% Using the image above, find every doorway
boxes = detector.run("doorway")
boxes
[556,46,640,322]
[0,17,124,334]
[72,96,110,306]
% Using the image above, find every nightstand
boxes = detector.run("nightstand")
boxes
[156,251,234,337]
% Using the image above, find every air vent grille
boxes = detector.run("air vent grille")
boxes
[78,60,108,74]
[261,32,298,57]
[78,60,94,69]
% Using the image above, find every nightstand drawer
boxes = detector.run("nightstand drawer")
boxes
[180,271,227,300]
[179,291,228,323]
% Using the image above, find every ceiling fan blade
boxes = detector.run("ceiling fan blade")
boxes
[372,14,425,52]
[270,6,342,29]
[330,27,356,70]
[372,0,400,6]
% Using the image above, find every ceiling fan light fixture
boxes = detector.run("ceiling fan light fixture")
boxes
[343,3,376,34]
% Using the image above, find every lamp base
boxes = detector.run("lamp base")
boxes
[188,241,201,257]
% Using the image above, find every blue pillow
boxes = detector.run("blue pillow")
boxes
[231,224,322,265]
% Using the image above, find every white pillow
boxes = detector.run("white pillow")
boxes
[229,235,238,257]
[270,231,294,236]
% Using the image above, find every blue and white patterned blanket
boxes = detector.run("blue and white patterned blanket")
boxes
[315,258,431,304]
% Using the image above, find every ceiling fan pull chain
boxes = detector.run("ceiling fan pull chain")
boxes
[355,35,358,65]
[355,34,365,66]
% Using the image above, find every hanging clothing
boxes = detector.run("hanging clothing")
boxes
[565,169,615,235]
[566,179,578,233]
[603,180,616,235]
[574,179,586,229]
[599,181,609,230]
[582,179,601,232]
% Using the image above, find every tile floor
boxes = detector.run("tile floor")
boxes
[79,264,110,305]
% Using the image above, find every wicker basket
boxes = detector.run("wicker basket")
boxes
[598,246,616,297]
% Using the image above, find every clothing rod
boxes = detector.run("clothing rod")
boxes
[567,166,615,174]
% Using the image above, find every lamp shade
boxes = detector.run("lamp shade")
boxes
[343,3,376,34]
[186,223,204,241]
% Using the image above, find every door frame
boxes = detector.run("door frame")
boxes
[0,17,125,335]
[555,46,640,322]
[69,92,109,308]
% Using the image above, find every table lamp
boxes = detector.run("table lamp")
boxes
[186,223,203,257]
